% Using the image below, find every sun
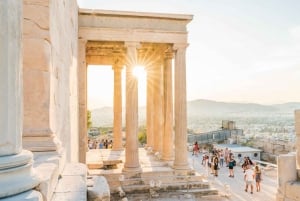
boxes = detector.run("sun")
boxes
[132,65,146,80]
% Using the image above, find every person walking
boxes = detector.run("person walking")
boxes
[228,157,236,177]
[213,154,219,176]
[244,165,255,194]
[192,141,199,156]
[254,165,262,192]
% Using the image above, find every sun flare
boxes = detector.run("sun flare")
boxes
[132,65,146,80]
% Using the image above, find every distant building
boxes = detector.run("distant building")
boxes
[222,120,236,130]
[213,144,262,162]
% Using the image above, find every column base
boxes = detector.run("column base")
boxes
[0,190,43,201]
[162,154,174,161]
[173,163,190,172]
[23,134,62,152]
[0,150,40,198]
[122,166,142,173]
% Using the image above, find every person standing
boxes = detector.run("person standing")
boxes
[193,141,199,156]
[213,154,219,176]
[228,157,236,177]
[244,165,255,194]
[254,165,262,192]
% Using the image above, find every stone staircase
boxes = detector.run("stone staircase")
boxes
[93,170,218,200]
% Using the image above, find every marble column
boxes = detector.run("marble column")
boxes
[22,0,61,153]
[153,62,163,154]
[78,39,87,163]
[295,110,300,169]
[162,51,174,161]
[146,67,154,148]
[123,42,141,172]
[0,0,40,198]
[173,44,189,170]
[112,60,123,151]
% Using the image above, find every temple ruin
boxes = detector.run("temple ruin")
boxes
[1,0,299,201]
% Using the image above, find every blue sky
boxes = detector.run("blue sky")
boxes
[77,0,300,109]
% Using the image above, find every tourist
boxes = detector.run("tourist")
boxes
[104,139,108,149]
[244,165,255,194]
[224,147,229,166]
[228,156,236,177]
[192,141,199,156]
[219,152,224,167]
[254,165,262,192]
[213,154,219,176]
[99,139,104,149]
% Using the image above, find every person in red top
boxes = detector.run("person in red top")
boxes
[192,141,200,157]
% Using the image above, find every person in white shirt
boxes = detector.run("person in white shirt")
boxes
[244,165,255,194]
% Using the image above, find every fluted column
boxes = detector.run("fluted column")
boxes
[173,43,189,170]
[152,61,163,153]
[78,39,87,163]
[123,42,141,172]
[162,51,174,161]
[112,60,123,151]
[295,110,300,169]
[146,66,154,148]
[0,1,40,198]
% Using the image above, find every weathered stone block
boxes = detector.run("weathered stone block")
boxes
[87,176,110,201]
[285,181,300,201]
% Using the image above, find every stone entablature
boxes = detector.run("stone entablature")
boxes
[79,9,192,44]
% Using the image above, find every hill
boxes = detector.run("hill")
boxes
[91,99,300,127]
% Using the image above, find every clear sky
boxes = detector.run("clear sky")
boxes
[77,0,300,109]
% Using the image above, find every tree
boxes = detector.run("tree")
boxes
[138,126,147,145]
[87,110,92,128]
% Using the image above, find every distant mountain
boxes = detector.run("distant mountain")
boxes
[187,99,300,117]
[91,99,300,126]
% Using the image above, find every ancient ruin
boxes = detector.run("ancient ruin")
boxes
[1,0,299,201]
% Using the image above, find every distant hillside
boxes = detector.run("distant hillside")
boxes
[91,99,300,126]
[187,99,299,117]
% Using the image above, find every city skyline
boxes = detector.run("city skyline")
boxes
[77,0,300,109]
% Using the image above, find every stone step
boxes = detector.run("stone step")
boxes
[111,186,218,201]
[51,163,87,201]
[106,174,207,192]
[114,179,211,195]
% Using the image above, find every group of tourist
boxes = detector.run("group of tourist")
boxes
[193,142,262,194]
[88,139,113,149]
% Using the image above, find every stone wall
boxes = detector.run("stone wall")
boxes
[23,0,79,162]
[49,0,79,162]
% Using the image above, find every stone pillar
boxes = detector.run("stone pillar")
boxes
[146,66,154,148]
[123,42,141,172]
[295,110,300,170]
[173,44,189,170]
[0,0,40,198]
[78,39,87,163]
[276,153,297,200]
[162,51,174,161]
[152,62,163,154]
[22,0,61,152]
[112,60,123,151]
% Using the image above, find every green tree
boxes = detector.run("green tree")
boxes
[138,126,147,145]
[87,110,92,128]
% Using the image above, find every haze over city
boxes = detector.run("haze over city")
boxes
[76,0,300,110]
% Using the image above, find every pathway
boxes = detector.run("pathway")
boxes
[188,152,278,201]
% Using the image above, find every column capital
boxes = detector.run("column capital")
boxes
[124,41,140,67]
[112,57,124,71]
[164,51,174,60]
